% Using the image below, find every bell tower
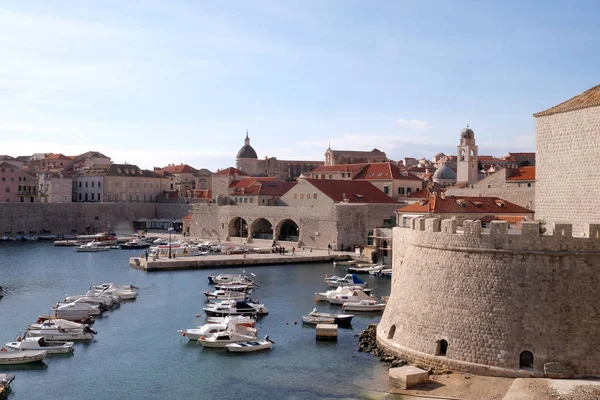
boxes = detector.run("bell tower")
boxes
[456,125,479,185]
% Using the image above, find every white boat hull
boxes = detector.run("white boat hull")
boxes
[5,340,74,354]
[342,304,386,312]
[0,350,47,364]
[25,331,94,342]
[225,340,272,352]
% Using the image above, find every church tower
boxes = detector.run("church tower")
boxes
[456,126,479,186]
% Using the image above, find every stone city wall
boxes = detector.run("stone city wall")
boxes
[378,218,600,377]
[0,203,191,235]
[535,106,600,236]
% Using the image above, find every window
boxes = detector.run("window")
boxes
[98,182,101,188]
[341,173,345,178]
[383,185,389,194]
[313,193,317,199]
[5,187,9,193]
[398,187,405,195]
[1,178,4,182]
[91,182,95,188]
[293,193,297,199]
[85,182,88,188]
[388,325,396,339]
[244,198,248,203]
[91,193,95,201]
[300,193,304,199]
[144,194,147,201]
[79,193,82,201]
[249,198,253,203]
[437,339,448,356]
[64,196,67,201]
[79,182,82,188]
[262,199,265,203]
[10,177,14,182]
[527,183,532,187]
[306,193,311,199]
[407,188,412,194]
[328,175,332,179]
[85,193,88,201]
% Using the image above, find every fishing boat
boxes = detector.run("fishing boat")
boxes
[74,240,110,252]
[206,315,256,328]
[25,320,96,342]
[203,300,268,317]
[119,237,150,249]
[301,315,335,325]
[348,263,378,274]
[203,289,249,301]
[325,274,367,288]
[178,318,257,341]
[305,309,353,325]
[213,282,253,292]
[342,299,386,312]
[316,286,371,302]
[327,289,373,305]
[0,350,47,365]
[208,274,254,286]
[225,336,274,353]
[197,330,258,348]
[5,337,74,354]
[90,283,137,300]
[53,300,102,319]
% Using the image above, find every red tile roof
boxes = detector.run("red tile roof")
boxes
[229,177,277,189]
[506,166,535,181]
[396,195,534,214]
[480,215,527,223]
[43,153,71,161]
[534,85,600,117]
[304,179,396,204]
[214,167,249,176]
[159,164,197,174]
[231,181,296,196]
[354,162,423,181]
[184,189,212,199]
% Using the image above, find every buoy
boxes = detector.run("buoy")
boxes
[315,298,318,303]
[195,314,200,318]
[182,332,186,337]
[285,322,289,325]
[293,321,297,325]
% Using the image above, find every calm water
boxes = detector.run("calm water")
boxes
[0,242,395,400]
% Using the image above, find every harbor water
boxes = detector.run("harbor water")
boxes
[0,242,394,399]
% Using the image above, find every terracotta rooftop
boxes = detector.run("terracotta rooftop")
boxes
[480,215,527,224]
[214,167,249,176]
[184,190,212,199]
[231,181,296,196]
[75,151,109,161]
[304,179,396,204]
[507,166,536,181]
[229,177,277,189]
[159,164,197,174]
[396,195,534,214]
[534,85,600,117]
[43,153,71,161]
[354,162,423,181]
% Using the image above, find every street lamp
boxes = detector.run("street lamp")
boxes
[168,220,174,259]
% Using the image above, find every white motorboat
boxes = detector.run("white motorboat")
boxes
[66,291,121,308]
[153,238,168,245]
[149,244,202,258]
[203,300,267,317]
[26,320,96,342]
[213,282,253,292]
[325,274,367,288]
[301,315,335,325]
[332,259,357,267]
[53,300,102,319]
[208,274,254,286]
[203,289,249,301]
[367,264,385,275]
[206,315,256,328]
[342,299,386,312]
[75,240,110,252]
[178,317,257,341]
[305,309,354,325]
[119,237,150,249]
[5,337,74,354]
[197,330,258,348]
[91,283,137,300]
[315,286,371,302]
[225,336,274,353]
[0,350,47,365]
[327,289,373,305]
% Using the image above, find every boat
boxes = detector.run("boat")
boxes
[327,288,374,305]
[25,323,96,342]
[208,274,254,286]
[0,350,47,365]
[90,283,137,300]
[348,264,377,274]
[203,300,268,317]
[342,299,386,312]
[197,330,258,348]
[225,336,274,353]
[203,289,249,301]
[205,315,256,327]
[316,286,372,302]
[325,274,367,288]
[332,259,358,267]
[306,309,353,325]
[301,315,335,325]
[28,319,94,332]
[74,240,110,252]
[213,282,253,292]
[53,300,102,319]
[149,244,202,257]
[65,292,121,308]
[152,238,168,245]
[74,232,118,246]
[119,237,150,249]
[376,268,392,277]
[367,264,385,275]
[178,317,257,341]
[23,235,38,241]
[0,374,15,397]
[5,337,74,354]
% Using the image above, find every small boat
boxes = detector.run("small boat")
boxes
[342,299,386,312]
[36,315,95,325]
[225,336,274,353]
[316,286,366,302]
[208,274,254,286]
[197,330,258,348]
[206,316,256,328]
[75,240,110,252]
[5,337,74,354]
[119,238,150,249]
[53,300,102,319]
[90,283,137,300]
[325,274,367,288]
[25,320,96,342]
[203,300,267,317]
[0,374,15,396]
[203,289,249,301]
[178,317,257,341]
[332,259,357,267]
[348,264,376,274]
[0,350,47,365]
[301,315,335,325]
[213,282,253,292]
[367,264,385,275]
[327,289,373,305]
[306,309,353,325]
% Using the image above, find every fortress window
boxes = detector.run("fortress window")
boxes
[436,339,448,356]
[519,351,534,369]
[388,325,396,340]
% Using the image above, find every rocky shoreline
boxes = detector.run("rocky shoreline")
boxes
[357,324,411,369]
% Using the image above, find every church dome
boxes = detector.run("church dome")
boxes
[461,127,474,140]
[433,165,456,182]
[236,145,257,159]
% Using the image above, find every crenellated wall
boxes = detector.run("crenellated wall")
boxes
[378,218,600,377]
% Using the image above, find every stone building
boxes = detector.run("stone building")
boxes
[0,162,20,203]
[38,171,72,203]
[534,84,600,236]
[18,168,37,203]
[456,126,479,186]
[235,132,323,181]
[155,164,198,192]
[324,146,387,166]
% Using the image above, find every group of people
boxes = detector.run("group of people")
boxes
[271,245,296,255]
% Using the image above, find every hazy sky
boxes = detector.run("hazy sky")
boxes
[1,1,599,171]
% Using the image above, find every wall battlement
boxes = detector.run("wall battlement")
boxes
[407,217,600,254]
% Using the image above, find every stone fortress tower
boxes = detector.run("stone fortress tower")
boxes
[456,126,479,186]
[377,85,600,378]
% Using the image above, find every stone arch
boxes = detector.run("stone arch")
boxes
[388,325,396,340]
[519,351,534,369]
[470,149,475,158]
[251,218,273,240]
[437,339,448,356]
[460,149,465,161]
[277,219,300,242]
[228,217,249,238]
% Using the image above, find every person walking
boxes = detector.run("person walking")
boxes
[292,247,296,255]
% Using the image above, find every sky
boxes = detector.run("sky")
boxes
[1,0,599,171]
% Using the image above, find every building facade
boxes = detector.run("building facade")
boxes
[456,126,479,186]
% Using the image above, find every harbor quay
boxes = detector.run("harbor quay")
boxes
[129,248,352,271]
